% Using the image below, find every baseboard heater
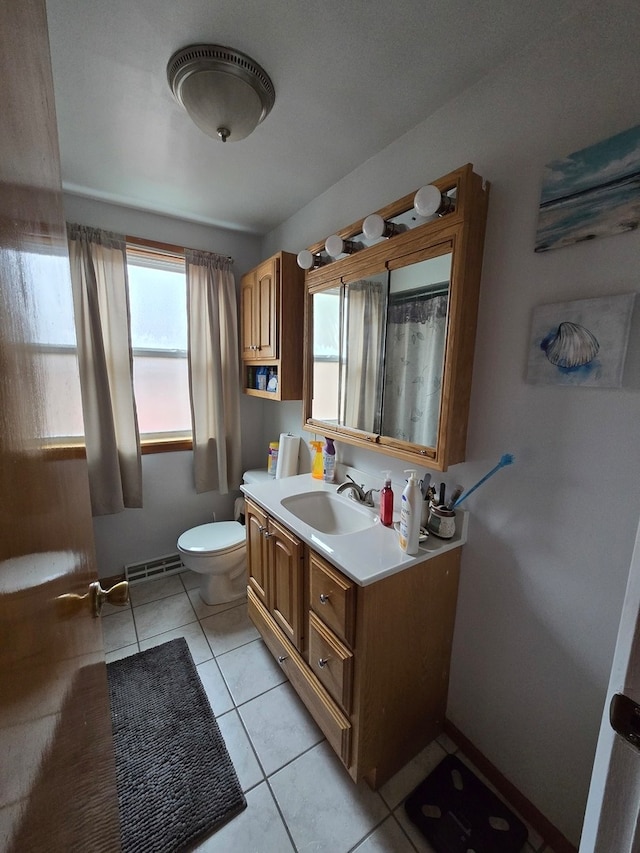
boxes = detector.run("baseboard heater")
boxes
[124,553,185,584]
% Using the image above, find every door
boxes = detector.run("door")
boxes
[580,516,640,851]
[255,256,278,359]
[0,1,121,849]
[241,270,257,359]
[269,517,304,649]
[246,499,269,605]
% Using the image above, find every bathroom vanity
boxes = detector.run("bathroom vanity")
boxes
[241,474,467,789]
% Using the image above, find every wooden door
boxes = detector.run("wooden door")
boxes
[255,257,278,359]
[580,517,640,851]
[240,270,257,359]
[268,517,304,649]
[0,1,121,849]
[246,499,269,605]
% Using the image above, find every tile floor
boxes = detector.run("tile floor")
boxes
[103,571,556,853]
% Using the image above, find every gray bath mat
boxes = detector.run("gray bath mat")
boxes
[107,638,246,852]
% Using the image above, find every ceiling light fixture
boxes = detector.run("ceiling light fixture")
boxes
[167,44,275,143]
[362,213,400,240]
[413,185,455,218]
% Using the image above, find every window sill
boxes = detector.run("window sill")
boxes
[43,436,193,461]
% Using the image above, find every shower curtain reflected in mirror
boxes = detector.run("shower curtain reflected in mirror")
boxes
[381,290,448,447]
[342,279,386,433]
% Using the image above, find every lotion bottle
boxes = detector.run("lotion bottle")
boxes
[399,469,420,555]
[380,471,394,527]
[322,437,336,483]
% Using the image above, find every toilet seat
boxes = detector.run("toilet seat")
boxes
[177,522,245,557]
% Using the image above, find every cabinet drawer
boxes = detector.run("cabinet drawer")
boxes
[308,611,353,714]
[248,587,351,767]
[309,552,356,648]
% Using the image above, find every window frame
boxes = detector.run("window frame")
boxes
[44,235,194,460]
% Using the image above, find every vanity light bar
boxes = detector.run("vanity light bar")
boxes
[297,172,459,270]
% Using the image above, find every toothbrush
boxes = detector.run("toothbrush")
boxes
[453,454,514,507]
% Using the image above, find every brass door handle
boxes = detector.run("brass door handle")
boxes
[56,579,129,618]
[90,580,129,617]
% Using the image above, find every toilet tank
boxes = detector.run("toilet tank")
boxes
[236,470,271,523]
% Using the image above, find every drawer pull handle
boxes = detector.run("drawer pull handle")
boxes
[278,655,288,663]
[319,593,330,604]
[318,657,329,668]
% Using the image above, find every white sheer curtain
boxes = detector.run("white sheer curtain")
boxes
[343,280,385,432]
[185,250,242,494]
[66,224,142,515]
[381,292,448,447]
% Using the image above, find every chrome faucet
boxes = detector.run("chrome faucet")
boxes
[336,474,377,507]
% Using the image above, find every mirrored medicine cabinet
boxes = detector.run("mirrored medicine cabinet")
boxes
[302,163,490,471]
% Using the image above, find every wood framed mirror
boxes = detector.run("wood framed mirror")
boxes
[302,164,490,471]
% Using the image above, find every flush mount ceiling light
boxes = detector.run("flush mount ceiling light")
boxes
[167,44,275,142]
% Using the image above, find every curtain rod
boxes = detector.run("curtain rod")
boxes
[125,234,233,263]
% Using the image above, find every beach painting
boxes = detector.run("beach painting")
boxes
[526,293,635,387]
[535,124,640,252]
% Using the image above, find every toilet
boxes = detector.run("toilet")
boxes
[177,470,271,605]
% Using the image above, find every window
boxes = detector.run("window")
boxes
[37,239,193,451]
[127,246,191,440]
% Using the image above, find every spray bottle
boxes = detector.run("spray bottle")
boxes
[310,441,323,479]
[379,471,394,527]
[399,470,420,555]
[322,437,336,483]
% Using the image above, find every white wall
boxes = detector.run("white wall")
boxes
[61,195,266,577]
[260,1,640,844]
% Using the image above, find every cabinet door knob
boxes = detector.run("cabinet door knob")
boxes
[318,657,329,668]
[263,532,274,539]
[258,525,267,532]
[278,655,288,663]
[319,593,330,604]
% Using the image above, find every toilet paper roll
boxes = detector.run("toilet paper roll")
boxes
[275,433,300,479]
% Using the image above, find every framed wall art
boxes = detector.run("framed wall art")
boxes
[535,124,640,252]
[526,293,635,387]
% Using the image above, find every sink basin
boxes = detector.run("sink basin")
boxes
[281,491,377,535]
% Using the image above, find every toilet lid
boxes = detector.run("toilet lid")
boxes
[177,522,245,556]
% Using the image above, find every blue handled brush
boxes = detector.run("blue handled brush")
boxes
[453,454,514,507]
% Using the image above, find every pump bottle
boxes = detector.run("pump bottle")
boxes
[399,469,420,555]
[379,471,394,527]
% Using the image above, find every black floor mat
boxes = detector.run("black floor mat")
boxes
[404,754,528,853]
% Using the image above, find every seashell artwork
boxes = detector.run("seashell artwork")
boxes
[527,293,635,387]
[543,321,600,368]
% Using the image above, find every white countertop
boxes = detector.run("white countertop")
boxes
[241,473,467,587]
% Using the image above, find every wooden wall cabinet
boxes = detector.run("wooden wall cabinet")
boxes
[241,251,305,401]
[245,497,462,789]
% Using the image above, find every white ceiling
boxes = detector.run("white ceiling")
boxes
[45,0,582,235]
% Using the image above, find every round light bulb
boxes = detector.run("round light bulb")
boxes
[413,185,444,218]
[324,234,345,258]
[362,214,385,240]
[297,250,315,270]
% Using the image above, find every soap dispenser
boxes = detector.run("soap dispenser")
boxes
[310,441,323,479]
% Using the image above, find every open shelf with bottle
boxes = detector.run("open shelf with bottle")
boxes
[245,364,280,399]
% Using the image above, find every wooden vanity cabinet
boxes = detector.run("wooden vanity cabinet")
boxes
[245,497,462,789]
[246,498,304,650]
[240,251,304,400]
